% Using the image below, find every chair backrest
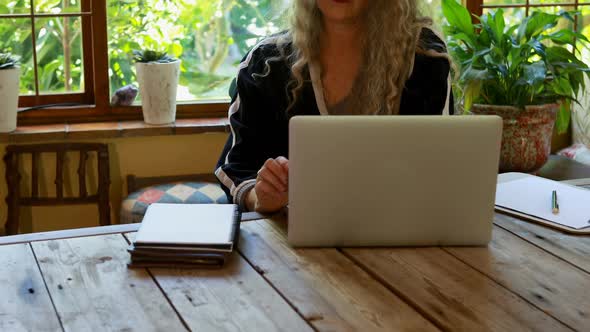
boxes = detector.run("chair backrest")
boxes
[3,143,110,235]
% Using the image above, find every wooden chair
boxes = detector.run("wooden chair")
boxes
[3,143,111,235]
[121,173,228,223]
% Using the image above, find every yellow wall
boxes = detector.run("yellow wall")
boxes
[0,133,228,233]
[0,125,571,235]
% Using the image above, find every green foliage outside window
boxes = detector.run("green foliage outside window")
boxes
[0,0,83,95]
[108,0,290,102]
[0,0,291,102]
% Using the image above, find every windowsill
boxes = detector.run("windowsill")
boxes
[0,118,229,143]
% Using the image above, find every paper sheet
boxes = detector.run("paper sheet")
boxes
[496,177,590,230]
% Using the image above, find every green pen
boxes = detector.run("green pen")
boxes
[552,190,559,215]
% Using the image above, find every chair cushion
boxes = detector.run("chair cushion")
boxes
[120,181,229,223]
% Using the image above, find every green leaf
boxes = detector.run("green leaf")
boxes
[557,10,577,23]
[542,30,589,46]
[171,43,183,58]
[472,47,492,62]
[546,47,587,68]
[551,77,574,99]
[39,59,61,91]
[556,100,571,134]
[464,80,482,111]
[517,12,558,43]
[459,66,491,83]
[481,9,505,45]
[449,32,477,49]
[442,0,475,39]
[528,39,545,57]
[493,9,506,39]
[132,49,177,63]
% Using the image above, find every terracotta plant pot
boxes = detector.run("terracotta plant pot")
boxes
[470,104,558,173]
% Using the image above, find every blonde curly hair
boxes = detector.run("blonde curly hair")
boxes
[260,0,449,115]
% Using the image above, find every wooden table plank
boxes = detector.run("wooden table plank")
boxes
[0,243,62,332]
[0,212,265,246]
[124,232,312,332]
[0,224,140,246]
[148,254,313,332]
[239,218,440,332]
[446,226,590,331]
[494,213,590,274]
[31,234,187,332]
[344,245,571,331]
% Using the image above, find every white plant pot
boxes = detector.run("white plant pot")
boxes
[135,60,180,125]
[0,67,20,132]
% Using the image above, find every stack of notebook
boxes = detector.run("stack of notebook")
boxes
[128,203,240,268]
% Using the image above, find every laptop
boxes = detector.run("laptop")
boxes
[288,115,502,247]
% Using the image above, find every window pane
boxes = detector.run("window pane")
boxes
[34,0,81,14]
[0,18,35,94]
[108,0,291,103]
[530,0,571,5]
[482,7,574,49]
[0,0,30,14]
[578,6,590,64]
[422,0,445,33]
[535,6,575,32]
[483,0,525,7]
[35,16,84,94]
[483,7,526,27]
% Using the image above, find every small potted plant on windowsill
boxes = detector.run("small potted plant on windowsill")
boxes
[442,0,590,173]
[0,52,20,132]
[133,50,180,125]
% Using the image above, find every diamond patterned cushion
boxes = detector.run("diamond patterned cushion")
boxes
[120,181,228,223]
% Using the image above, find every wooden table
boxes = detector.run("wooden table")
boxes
[1,207,589,332]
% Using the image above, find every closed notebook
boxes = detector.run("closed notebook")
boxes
[128,203,240,268]
[134,203,240,249]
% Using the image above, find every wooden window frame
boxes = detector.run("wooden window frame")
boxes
[465,0,588,58]
[466,0,588,20]
[2,0,227,126]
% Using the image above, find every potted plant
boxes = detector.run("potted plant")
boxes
[0,52,20,132]
[442,0,590,173]
[133,50,180,125]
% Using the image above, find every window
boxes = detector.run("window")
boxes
[0,0,291,125]
[0,0,93,108]
[108,0,290,103]
[423,0,446,32]
[465,0,590,64]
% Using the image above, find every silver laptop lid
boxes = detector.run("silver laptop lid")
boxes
[288,115,502,247]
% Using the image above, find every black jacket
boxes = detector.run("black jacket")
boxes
[215,29,453,209]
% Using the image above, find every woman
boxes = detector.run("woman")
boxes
[215,0,453,213]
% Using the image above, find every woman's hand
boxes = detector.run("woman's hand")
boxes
[246,157,289,213]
